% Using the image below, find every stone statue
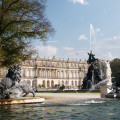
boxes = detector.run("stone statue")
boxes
[0,65,35,99]
[3,81,35,99]
[109,71,120,94]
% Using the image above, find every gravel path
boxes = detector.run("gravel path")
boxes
[35,93,101,104]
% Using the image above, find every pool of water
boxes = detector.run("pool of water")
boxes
[0,98,120,120]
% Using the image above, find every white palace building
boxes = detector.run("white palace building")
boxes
[1,56,89,89]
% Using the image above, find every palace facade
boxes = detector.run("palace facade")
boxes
[1,56,89,89]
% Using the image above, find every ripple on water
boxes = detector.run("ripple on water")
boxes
[0,99,120,120]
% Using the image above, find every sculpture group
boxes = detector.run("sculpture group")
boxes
[0,65,35,99]
[82,51,112,89]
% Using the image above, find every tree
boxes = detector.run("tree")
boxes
[0,0,54,67]
[110,58,120,77]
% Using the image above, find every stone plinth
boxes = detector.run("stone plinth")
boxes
[105,93,116,98]
[99,82,112,98]
[0,97,45,105]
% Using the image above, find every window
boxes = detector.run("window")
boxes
[22,69,25,76]
[50,71,52,78]
[71,81,74,86]
[65,71,67,78]
[74,72,76,78]
[46,62,47,66]
[75,81,77,87]
[23,61,25,65]
[62,81,64,85]
[27,80,30,85]
[32,69,35,77]
[78,72,80,78]
[61,71,64,78]
[41,70,44,77]
[27,70,30,77]
[41,62,43,66]
[50,62,52,66]
[57,71,60,77]
[46,71,48,77]
[71,72,73,78]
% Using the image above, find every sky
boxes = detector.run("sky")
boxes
[33,0,120,61]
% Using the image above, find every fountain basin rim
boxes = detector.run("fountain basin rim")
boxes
[0,97,45,105]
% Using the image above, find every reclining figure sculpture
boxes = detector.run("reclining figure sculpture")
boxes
[0,65,35,99]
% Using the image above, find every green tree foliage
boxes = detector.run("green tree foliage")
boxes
[0,0,54,67]
[110,58,120,77]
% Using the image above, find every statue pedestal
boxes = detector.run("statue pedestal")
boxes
[99,82,112,98]
[0,97,45,105]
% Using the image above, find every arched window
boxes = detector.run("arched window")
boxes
[51,80,54,87]
[43,80,45,87]
[47,80,50,87]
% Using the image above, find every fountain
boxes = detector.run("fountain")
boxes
[82,24,115,98]
[82,51,103,89]
[0,65,45,105]
[82,51,113,98]
[90,24,96,51]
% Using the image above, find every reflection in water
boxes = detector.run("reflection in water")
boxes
[0,99,120,120]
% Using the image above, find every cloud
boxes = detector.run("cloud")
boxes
[95,28,100,32]
[35,45,57,58]
[104,52,114,60]
[63,47,74,51]
[103,35,120,41]
[48,41,59,43]
[70,0,89,5]
[78,35,87,40]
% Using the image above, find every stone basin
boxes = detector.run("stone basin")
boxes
[0,97,45,105]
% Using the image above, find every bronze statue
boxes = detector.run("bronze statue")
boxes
[82,51,103,89]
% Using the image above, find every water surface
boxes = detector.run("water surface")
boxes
[0,98,120,120]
